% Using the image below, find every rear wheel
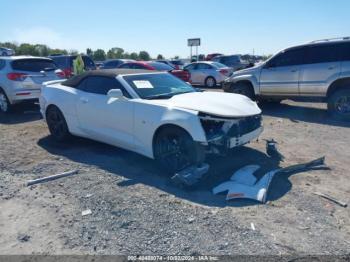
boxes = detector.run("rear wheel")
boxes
[230,82,255,100]
[154,126,205,174]
[205,77,216,88]
[328,89,350,121]
[0,89,11,113]
[46,106,71,141]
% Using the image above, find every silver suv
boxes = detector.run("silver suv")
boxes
[0,56,64,113]
[223,37,350,120]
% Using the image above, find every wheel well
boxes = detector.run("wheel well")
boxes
[205,76,216,82]
[327,78,350,98]
[152,124,192,151]
[0,86,10,103]
[45,104,59,118]
[234,80,255,98]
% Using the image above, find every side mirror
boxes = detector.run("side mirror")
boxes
[107,89,124,99]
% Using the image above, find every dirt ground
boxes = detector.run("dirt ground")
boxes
[0,95,350,255]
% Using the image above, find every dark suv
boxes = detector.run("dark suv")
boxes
[212,55,249,71]
[49,55,96,78]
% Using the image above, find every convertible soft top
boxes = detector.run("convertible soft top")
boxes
[63,69,152,87]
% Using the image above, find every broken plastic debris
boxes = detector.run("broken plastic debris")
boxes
[213,167,280,203]
[265,139,284,162]
[82,209,92,216]
[250,223,256,231]
[213,157,327,203]
[171,163,210,187]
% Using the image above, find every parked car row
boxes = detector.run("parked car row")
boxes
[49,55,96,78]
[118,61,191,82]
[1,37,350,120]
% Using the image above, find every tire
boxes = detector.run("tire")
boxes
[0,89,11,113]
[230,82,255,100]
[328,89,350,121]
[46,106,71,141]
[153,126,205,174]
[205,77,216,88]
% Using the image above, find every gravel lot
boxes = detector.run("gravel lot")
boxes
[0,94,349,255]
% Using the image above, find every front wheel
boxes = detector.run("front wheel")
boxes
[230,82,255,100]
[205,77,217,88]
[154,127,205,174]
[46,106,71,141]
[328,89,350,121]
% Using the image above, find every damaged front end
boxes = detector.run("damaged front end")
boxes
[199,112,263,155]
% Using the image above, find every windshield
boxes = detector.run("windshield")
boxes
[212,62,227,68]
[148,62,174,71]
[123,73,195,99]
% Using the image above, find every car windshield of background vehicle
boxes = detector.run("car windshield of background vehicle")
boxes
[212,62,227,68]
[11,59,57,72]
[123,73,195,99]
[148,62,174,71]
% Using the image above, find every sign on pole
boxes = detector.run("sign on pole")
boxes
[187,38,201,47]
[188,38,201,62]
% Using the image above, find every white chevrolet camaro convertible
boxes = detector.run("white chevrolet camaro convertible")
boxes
[40,69,263,173]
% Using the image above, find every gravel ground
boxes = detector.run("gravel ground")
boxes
[0,97,349,256]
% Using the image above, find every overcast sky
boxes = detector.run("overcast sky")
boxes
[1,0,349,58]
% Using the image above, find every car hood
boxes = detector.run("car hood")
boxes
[233,63,263,75]
[149,91,261,117]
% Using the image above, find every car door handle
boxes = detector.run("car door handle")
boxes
[291,69,298,73]
[328,66,336,70]
[80,97,89,104]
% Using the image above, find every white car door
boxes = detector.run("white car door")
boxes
[75,76,135,149]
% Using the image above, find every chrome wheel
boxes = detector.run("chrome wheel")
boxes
[0,92,8,112]
[205,77,216,88]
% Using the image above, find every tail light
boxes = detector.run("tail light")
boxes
[62,68,73,78]
[7,73,28,81]
[219,69,229,75]
[55,70,66,78]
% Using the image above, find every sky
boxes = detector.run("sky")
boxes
[0,0,349,58]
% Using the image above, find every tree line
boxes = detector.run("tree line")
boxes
[0,42,165,61]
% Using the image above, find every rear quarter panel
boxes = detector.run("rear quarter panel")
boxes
[41,83,82,135]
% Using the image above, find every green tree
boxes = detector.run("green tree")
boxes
[138,51,150,61]
[48,48,68,55]
[16,43,38,56]
[93,49,106,61]
[106,47,124,59]
[157,54,164,60]
[69,49,79,55]
[86,48,93,57]
[129,52,138,60]
[174,55,180,59]
[34,44,49,56]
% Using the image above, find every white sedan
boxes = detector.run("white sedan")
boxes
[40,69,263,173]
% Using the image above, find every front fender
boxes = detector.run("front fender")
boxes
[133,101,206,158]
[231,74,260,95]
